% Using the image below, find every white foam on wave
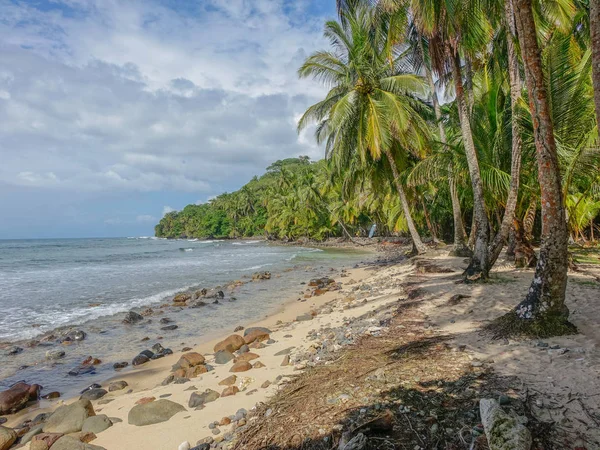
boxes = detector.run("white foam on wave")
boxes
[242,263,273,271]
[232,240,262,246]
[0,283,200,342]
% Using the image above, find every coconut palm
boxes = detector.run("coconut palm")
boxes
[297,4,432,253]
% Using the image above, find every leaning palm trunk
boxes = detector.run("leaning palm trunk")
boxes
[502,0,571,334]
[488,0,523,267]
[421,38,470,256]
[451,53,491,279]
[384,149,428,254]
[591,0,600,126]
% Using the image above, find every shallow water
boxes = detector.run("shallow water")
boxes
[0,238,369,399]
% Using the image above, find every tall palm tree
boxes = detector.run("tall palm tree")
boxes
[504,0,571,334]
[590,0,600,126]
[298,5,431,253]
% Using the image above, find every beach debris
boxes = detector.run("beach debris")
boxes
[480,398,532,450]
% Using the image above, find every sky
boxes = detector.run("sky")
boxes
[0,0,336,239]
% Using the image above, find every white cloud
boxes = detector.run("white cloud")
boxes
[162,206,175,216]
[136,214,157,222]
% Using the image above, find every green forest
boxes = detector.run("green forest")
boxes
[156,0,600,334]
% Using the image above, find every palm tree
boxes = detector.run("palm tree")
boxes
[591,0,600,125]
[298,5,431,253]
[499,0,572,334]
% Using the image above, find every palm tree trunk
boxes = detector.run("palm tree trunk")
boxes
[488,0,524,267]
[384,149,428,254]
[524,197,537,241]
[421,199,440,243]
[451,52,491,279]
[509,0,571,332]
[421,38,470,255]
[591,0,600,126]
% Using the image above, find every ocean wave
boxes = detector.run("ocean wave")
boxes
[232,240,262,246]
[242,263,273,271]
[0,284,201,342]
[180,248,194,252]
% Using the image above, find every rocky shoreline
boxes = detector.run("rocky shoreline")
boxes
[0,245,383,450]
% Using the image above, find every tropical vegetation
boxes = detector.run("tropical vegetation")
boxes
[157,0,600,336]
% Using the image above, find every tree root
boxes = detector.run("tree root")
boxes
[485,310,577,339]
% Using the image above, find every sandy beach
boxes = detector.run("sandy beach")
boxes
[2,245,600,450]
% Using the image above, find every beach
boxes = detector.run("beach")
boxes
[2,244,600,450]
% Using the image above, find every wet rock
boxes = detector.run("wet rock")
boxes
[42,392,61,400]
[233,326,244,332]
[213,335,245,353]
[0,426,17,450]
[251,272,271,280]
[0,382,41,415]
[122,311,144,325]
[173,293,192,304]
[128,399,185,426]
[65,330,86,342]
[214,351,235,364]
[230,361,252,373]
[45,349,66,360]
[132,354,150,366]
[218,375,237,386]
[5,346,23,356]
[80,384,101,395]
[112,362,128,370]
[161,325,178,331]
[43,399,95,434]
[108,381,128,392]
[188,390,220,408]
[81,415,112,434]
[159,317,173,325]
[68,365,95,376]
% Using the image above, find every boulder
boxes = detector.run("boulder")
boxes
[243,329,270,344]
[31,433,64,449]
[185,365,208,378]
[188,390,220,409]
[230,361,252,373]
[480,398,532,450]
[173,352,205,370]
[108,381,128,392]
[42,392,61,400]
[243,327,272,337]
[214,351,235,365]
[132,354,150,366]
[63,330,86,342]
[122,311,143,325]
[0,426,17,450]
[0,382,41,415]
[213,335,245,353]
[251,272,271,280]
[80,389,107,401]
[20,424,44,444]
[43,399,96,434]
[112,362,128,370]
[81,415,112,434]
[48,435,106,450]
[128,399,185,426]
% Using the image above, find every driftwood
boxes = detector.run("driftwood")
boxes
[480,398,532,450]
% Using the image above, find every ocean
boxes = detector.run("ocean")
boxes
[0,237,369,398]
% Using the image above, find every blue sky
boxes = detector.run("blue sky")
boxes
[0,0,336,238]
